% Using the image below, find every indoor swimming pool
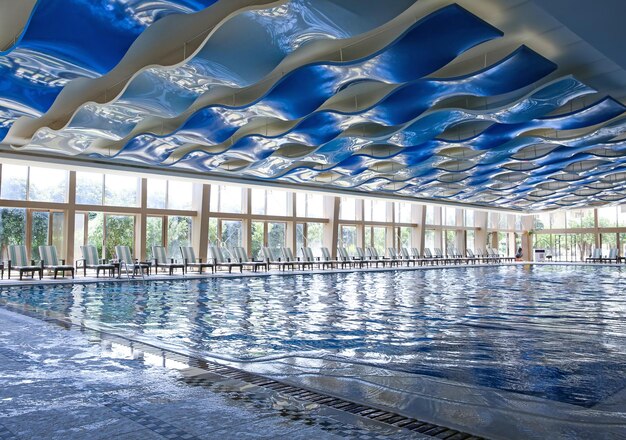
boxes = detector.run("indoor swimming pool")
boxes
[1,265,625,408]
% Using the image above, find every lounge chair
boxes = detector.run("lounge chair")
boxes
[7,244,42,280]
[301,247,324,269]
[180,246,214,274]
[603,248,620,263]
[586,248,602,263]
[208,246,243,273]
[355,247,371,267]
[262,247,295,270]
[115,245,151,277]
[465,249,482,264]
[388,248,407,266]
[231,246,267,272]
[337,247,358,268]
[282,247,313,270]
[77,245,116,277]
[39,245,75,279]
[400,247,419,266]
[152,246,185,275]
[321,247,349,269]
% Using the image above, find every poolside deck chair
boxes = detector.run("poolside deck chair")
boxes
[400,248,418,266]
[282,247,313,270]
[433,248,452,265]
[180,246,214,274]
[231,246,267,272]
[354,247,371,267]
[301,247,325,269]
[116,245,151,277]
[320,247,350,269]
[337,247,358,268]
[465,249,482,264]
[208,246,243,273]
[586,248,602,263]
[603,248,620,263]
[7,244,42,280]
[152,246,184,275]
[262,247,294,271]
[78,245,115,277]
[445,246,463,264]
[387,248,406,266]
[38,245,74,279]
[365,247,388,267]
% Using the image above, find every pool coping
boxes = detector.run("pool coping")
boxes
[0,260,622,288]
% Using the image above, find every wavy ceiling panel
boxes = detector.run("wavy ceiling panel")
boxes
[5,0,626,211]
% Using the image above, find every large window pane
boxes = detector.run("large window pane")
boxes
[364,199,386,222]
[296,193,324,218]
[31,211,50,261]
[147,179,167,209]
[76,172,104,205]
[267,190,290,216]
[211,185,242,213]
[372,227,386,254]
[221,220,242,250]
[87,212,104,259]
[168,216,191,259]
[146,216,163,260]
[424,229,435,250]
[267,222,286,251]
[251,221,264,259]
[105,175,139,207]
[550,211,566,229]
[167,181,193,210]
[29,167,68,202]
[567,209,594,229]
[339,197,357,220]
[465,210,474,227]
[306,223,323,256]
[534,212,551,230]
[208,218,218,245]
[394,202,412,223]
[444,207,456,226]
[51,212,65,257]
[339,225,357,255]
[425,206,434,225]
[0,208,26,259]
[598,207,617,228]
[601,233,617,255]
[74,213,85,262]
[466,230,475,251]
[0,164,28,200]
[105,215,135,259]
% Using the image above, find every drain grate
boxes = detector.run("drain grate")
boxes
[181,362,483,439]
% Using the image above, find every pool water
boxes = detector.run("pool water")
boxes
[2,265,626,407]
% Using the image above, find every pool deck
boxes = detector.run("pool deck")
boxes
[0,260,622,287]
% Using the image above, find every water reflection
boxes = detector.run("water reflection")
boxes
[2,265,626,407]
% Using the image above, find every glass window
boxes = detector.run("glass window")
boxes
[251,188,266,215]
[567,209,594,229]
[105,215,135,259]
[465,210,474,227]
[364,199,386,222]
[339,225,357,255]
[266,190,290,216]
[0,164,28,200]
[145,216,163,260]
[444,207,456,227]
[147,179,167,209]
[296,193,324,218]
[598,207,617,228]
[488,213,498,229]
[394,202,412,223]
[208,218,218,245]
[296,223,305,256]
[534,212,551,230]
[425,206,434,225]
[466,230,475,251]
[514,215,523,231]
[601,233,617,255]
[76,171,104,205]
[30,211,50,261]
[29,167,68,202]
[168,216,192,258]
[618,206,626,227]
[267,222,286,251]
[339,197,357,220]
[499,214,509,230]
[221,220,242,250]
[87,212,104,259]
[396,226,411,249]
[210,185,243,213]
[51,212,64,256]
[550,211,566,229]
[167,180,193,210]
[372,227,386,253]
[0,208,26,259]
[105,175,139,207]
[424,229,435,250]
[306,222,323,255]
[251,221,264,259]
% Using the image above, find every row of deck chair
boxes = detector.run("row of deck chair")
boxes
[586,248,621,263]
[6,245,74,280]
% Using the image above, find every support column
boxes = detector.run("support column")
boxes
[474,210,488,252]
[137,178,148,261]
[322,196,340,258]
[521,214,534,261]
[64,171,77,262]
[192,183,210,261]
[455,208,465,254]
[414,204,426,253]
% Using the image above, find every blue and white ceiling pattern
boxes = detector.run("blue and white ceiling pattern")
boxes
[3,0,626,211]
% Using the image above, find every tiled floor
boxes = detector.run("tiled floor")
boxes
[0,307,427,440]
